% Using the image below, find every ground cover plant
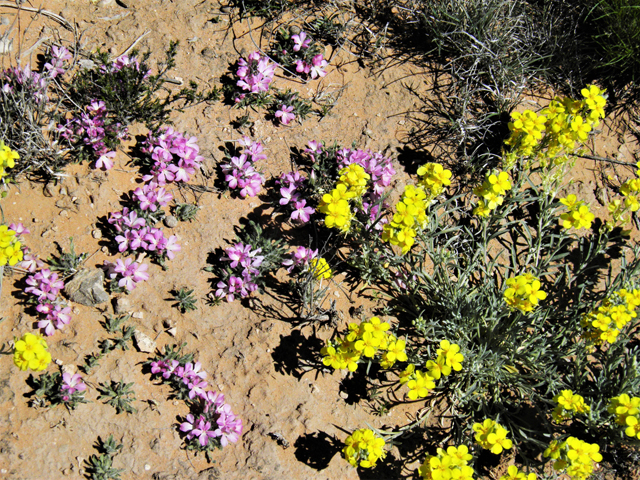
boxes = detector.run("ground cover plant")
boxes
[1,0,640,478]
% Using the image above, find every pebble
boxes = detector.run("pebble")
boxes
[115,297,131,314]
[163,215,178,228]
[289,25,301,35]
[339,391,349,400]
[132,311,144,319]
[92,229,102,239]
[220,6,232,13]
[59,186,67,196]
[43,184,56,197]
[144,464,151,471]
[101,246,109,253]
[59,210,69,218]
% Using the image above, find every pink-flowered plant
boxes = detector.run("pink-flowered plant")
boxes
[60,372,87,402]
[282,246,318,273]
[220,137,266,198]
[236,51,276,94]
[103,258,149,292]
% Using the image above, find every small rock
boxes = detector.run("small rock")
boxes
[59,186,67,196]
[289,25,301,35]
[132,311,144,319]
[32,218,38,223]
[339,391,349,400]
[65,268,110,306]
[55,359,63,366]
[43,184,56,197]
[163,215,178,228]
[98,0,114,6]
[133,330,156,353]
[92,229,102,239]
[114,297,131,314]
[101,246,109,253]
[167,327,177,337]
[62,469,71,476]
[163,319,175,328]
[59,210,69,218]
[220,5,232,13]
[144,464,151,471]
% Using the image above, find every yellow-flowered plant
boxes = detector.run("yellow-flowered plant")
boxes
[608,394,640,440]
[559,194,595,230]
[309,257,332,280]
[499,466,536,480]
[0,224,24,266]
[382,184,429,253]
[581,287,639,345]
[13,333,51,371]
[417,162,452,198]
[418,445,475,480]
[552,390,590,423]
[543,437,602,480]
[503,273,547,313]
[472,170,512,217]
[473,419,513,454]
[0,140,18,182]
[318,164,370,233]
[342,428,386,468]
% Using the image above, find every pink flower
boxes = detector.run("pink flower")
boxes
[275,105,295,125]
[95,151,116,170]
[8,222,30,235]
[290,200,314,223]
[292,31,311,51]
[309,54,328,79]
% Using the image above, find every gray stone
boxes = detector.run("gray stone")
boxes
[114,296,131,314]
[289,25,301,35]
[163,215,178,228]
[65,268,110,306]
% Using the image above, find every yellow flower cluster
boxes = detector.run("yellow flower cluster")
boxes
[472,171,512,217]
[607,169,640,233]
[13,333,51,371]
[321,317,407,372]
[608,394,640,440]
[505,85,606,162]
[401,340,463,400]
[426,339,464,380]
[552,389,590,423]
[417,162,452,198]
[473,419,513,454]
[342,428,386,469]
[503,273,547,313]
[318,164,370,233]
[382,184,429,254]
[559,195,595,230]
[0,224,23,266]
[418,445,475,480]
[0,140,18,181]
[309,257,332,280]
[499,466,536,480]
[581,287,639,345]
[543,437,602,480]
[505,109,547,157]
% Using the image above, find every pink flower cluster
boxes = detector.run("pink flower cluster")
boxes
[141,126,203,185]
[1,63,49,104]
[108,208,181,259]
[56,99,128,170]
[100,55,147,76]
[236,51,276,95]
[103,258,149,292]
[295,54,328,79]
[215,242,264,302]
[60,372,87,402]
[220,136,266,198]
[281,246,318,273]
[277,171,314,224]
[24,267,73,336]
[44,45,72,79]
[150,359,243,448]
[275,104,295,125]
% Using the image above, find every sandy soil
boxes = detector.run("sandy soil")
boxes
[0,1,637,480]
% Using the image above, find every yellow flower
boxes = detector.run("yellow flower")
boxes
[309,258,332,280]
